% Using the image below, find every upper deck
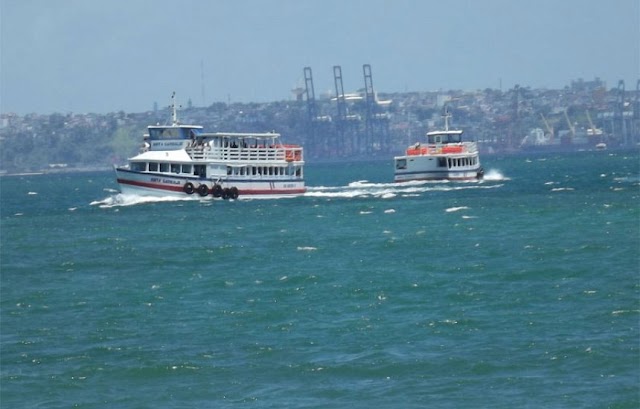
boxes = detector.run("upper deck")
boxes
[136,93,303,164]
[137,129,303,163]
[425,130,464,145]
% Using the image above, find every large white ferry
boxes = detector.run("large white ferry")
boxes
[115,94,305,199]
[394,110,483,182]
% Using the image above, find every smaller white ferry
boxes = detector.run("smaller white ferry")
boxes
[394,109,483,182]
[115,93,305,199]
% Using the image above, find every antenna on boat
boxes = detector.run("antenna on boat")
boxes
[170,91,179,126]
[442,105,451,131]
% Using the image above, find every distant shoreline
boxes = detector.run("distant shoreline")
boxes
[2,145,638,178]
[0,166,112,177]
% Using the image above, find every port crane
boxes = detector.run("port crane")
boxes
[585,110,603,137]
[540,113,554,141]
[564,109,576,139]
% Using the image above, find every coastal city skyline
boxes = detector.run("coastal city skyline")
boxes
[1,0,639,115]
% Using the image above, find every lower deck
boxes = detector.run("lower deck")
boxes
[115,167,305,198]
[394,153,483,182]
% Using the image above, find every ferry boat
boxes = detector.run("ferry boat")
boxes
[394,110,483,182]
[115,93,305,199]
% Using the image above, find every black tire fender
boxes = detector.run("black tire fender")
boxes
[212,184,223,198]
[197,184,209,197]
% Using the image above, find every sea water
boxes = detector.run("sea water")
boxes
[1,150,638,408]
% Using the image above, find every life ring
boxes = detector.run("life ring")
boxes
[183,182,195,195]
[229,187,239,200]
[212,184,223,198]
[197,184,209,196]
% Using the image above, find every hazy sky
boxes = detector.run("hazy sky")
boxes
[1,0,639,115]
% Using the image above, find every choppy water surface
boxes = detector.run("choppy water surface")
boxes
[1,150,638,408]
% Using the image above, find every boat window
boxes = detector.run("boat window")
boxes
[396,159,407,170]
[185,128,200,139]
[149,128,183,140]
[182,164,192,174]
[131,162,146,172]
[194,165,206,176]
[160,163,170,172]
[438,158,446,167]
[171,164,180,173]
[149,162,159,172]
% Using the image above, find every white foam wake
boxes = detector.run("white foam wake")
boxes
[482,169,509,181]
[305,179,503,199]
[91,193,196,208]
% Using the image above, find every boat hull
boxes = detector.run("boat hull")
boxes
[115,168,306,198]
[394,155,483,182]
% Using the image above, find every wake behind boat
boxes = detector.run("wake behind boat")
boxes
[394,109,483,182]
[115,93,305,199]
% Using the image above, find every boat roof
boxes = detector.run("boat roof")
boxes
[132,149,193,162]
[200,132,282,139]
[148,124,203,130]
[427,130,463,136]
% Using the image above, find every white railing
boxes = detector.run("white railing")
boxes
[187,145,303,162]
[405,141,478,156]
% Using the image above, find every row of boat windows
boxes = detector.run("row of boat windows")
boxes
[443,156,478,168]
[396,156,479,170]
[130,162,302,177]
[130,162,194,173]
[227,165,302,177]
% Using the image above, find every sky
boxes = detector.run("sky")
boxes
[1,0,639,115]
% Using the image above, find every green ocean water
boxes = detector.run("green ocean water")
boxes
[1,150,639,408]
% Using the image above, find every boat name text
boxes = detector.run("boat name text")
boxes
[150,177,181,185]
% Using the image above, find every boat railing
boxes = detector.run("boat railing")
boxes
[188,145,303,162]
[406,142,478,156]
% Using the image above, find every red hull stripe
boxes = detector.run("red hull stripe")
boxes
[117,178,185,192]
[117,178,305,196]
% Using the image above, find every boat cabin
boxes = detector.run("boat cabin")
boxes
[427,131,463,145]
[146,125,204,151]
[148,125,203,141]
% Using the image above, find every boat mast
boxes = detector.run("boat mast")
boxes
[171,91,179,126]
[443,106,451,131]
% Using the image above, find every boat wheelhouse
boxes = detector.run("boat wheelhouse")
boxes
[115,94,305,199]
[394,110,483,182]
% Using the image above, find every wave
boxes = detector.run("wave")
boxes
[94,177,505,207]
[482,169,509,181]
[445,206,469,212]
[305,179,503,199]
[90,193,196,208]
[614,175,640,184]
